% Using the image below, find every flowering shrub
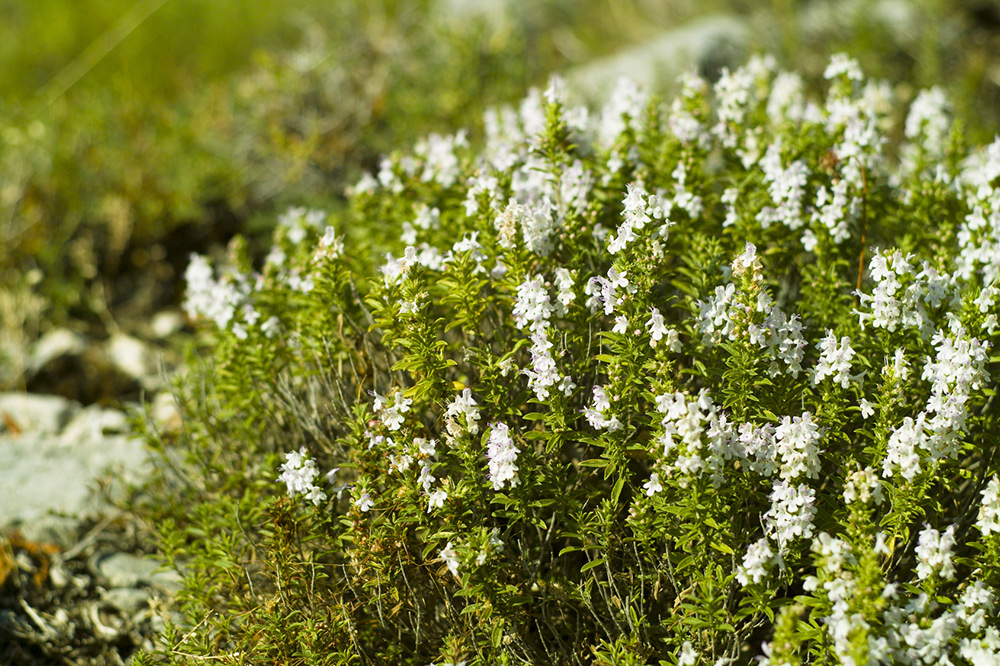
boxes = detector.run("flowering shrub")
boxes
[152,54,1000,665]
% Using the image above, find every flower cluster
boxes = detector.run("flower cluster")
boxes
[512,276,567,400]
[811,331,857,388]
[485,422,519,490]
[445,388,481,436]
[278,448,328,506]
[697,243,807,377]
[979,476,1000,536]
[915,524,957,581]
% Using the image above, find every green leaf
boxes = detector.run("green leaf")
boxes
[709,541,734,555]
[611,475,626,504]
[580,559,606,573]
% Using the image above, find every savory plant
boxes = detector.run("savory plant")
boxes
[148,53,1000,665]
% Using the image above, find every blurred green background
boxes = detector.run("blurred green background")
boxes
[3,0,1000,394]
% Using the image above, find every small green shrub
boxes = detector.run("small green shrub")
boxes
[149,54,1000,664]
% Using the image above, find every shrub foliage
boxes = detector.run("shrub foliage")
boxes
[146,55,1000,665]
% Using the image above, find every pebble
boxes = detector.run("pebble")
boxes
[102,588,151,614]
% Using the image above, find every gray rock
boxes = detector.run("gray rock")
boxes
[18,516,84,550]
[566,15,750,101]
[93,552,181,591]
[107,334,152,381]
[0,403,149,532]
[0,392,79,434]
[799,0,920,46]
[61,404,130,441]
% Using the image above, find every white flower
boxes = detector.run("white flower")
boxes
[452,232,483,258]
[558,375,577,396]
[351,171,377,195]
[607,223,636,255]
[417,437,438,457]
[843,467,883,505]
[475,527,506,566]
[812,331,857,388]
[859,398,875,419]
[427,489,447,512]
[599,77,648,146]
[378,391,412,431]
[643,472,663,496]
[874,531,891,556]
[915,524,957,581]
[613,315,628,334]
[184,253,253,333]
[319,225,344,257]
[261,316,280,338]
[663,328,682,353]
[512,277,563,400]
[902,86,950,174]
[446,388,481,435]
[696,283,736,344]
[765,480,817,551]
[278,206,325,244]
[978,476,1000,537]
[355,492,374,513]
[524,330,560,401]
[736,537,776,586]
[732,241,760,276]
[774,412,822,481]
[304,486,328,506]
[440,542,460,578]
[585,385,617,430]
[646,307,669,346]
[486,423,520,490]
[416,131,465,188]
[543,75,565,105]
[824,53,863,82]
[882,415,927,481]
[678,641,697,666]
[419,462,436,493]
[278,447,327,506]
[553,267,576,315]
[811,532,855,572]
[389,452,413,473]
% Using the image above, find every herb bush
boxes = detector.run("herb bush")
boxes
[147,54,1000,664]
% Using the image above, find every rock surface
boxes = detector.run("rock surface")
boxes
[566,15,750,101]
[0,389,175,665]
[0,393,149,545]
